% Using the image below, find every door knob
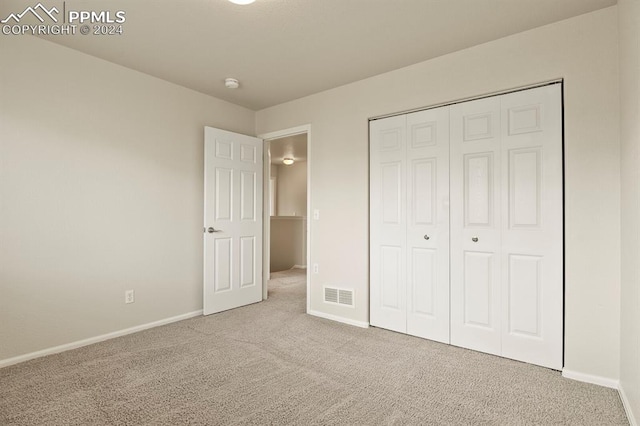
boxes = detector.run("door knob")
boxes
[424,235,430,240]
[207,227,222,233]
[472,237,479,242]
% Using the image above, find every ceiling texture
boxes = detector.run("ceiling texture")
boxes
[2,0,616,110]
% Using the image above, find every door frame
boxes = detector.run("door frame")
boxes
[258,124,311,313]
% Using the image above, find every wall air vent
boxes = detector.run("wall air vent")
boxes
[323,286,355,307]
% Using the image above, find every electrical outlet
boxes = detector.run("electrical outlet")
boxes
[313,209,320,220]
[125,290,135,304]
[313,263,319,274]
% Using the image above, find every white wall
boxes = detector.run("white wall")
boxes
[256,8,621,382]
[0,36,255,361]
[270,217,306,272]
[618,0,640,422]
[276,162,307,217]
[270,161,307,271]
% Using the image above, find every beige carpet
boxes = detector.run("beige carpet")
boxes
[0,268,628,425]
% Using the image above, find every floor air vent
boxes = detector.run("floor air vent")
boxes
[323,287,354,307]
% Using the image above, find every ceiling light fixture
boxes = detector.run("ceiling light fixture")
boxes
[228,0,255,4]
[225,78,239,89]
[283,158,294,166]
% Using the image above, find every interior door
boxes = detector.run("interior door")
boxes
[499,85,563,369]
[204,126,263,315]
[405,107,450,344]
[370,115,407,333]
[450,85,563,368]
[370,107,450,342]
[450,96,502,356]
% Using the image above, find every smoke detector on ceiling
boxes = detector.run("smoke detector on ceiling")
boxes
[225,78,239,89]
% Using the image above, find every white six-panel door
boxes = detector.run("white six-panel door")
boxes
[450,84,563,369]
[370,115,407,333]
[499,86,563,369]
[405,108,450,343]
[450,95,503,356]
[370,107,450,343]
[204,126,263,315]
[370,84,563,370]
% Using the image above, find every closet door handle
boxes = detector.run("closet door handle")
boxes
[424,235,430,240]
[472,237,479,242]
[207,227,222,233]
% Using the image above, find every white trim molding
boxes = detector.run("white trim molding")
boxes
[259,125,310,141]
[0,310,203,369]
[619,384,638,426]
[562,369,620,389]
[308,309,369,329]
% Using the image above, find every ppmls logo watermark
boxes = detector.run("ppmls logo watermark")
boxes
[2,2,126,36]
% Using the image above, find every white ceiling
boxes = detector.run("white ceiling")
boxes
[269,134,307,164]
[2,0,616,110]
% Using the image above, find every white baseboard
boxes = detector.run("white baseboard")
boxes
[292,265,307,269]
[562,369,620,389]
[619,384,638,426]
[307,309,369,329]
[0,310,203,369]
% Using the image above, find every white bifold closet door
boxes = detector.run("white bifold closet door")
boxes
[370,107,450,344]
[450,84,563,369]
[370,84,563,370]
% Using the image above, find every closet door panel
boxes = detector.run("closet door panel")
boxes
[450,96,502,355]
[500,84,563,369]
[370,115,407,333]
[406,107,450,343]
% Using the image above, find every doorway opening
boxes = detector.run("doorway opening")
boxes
[260,126,311,312]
